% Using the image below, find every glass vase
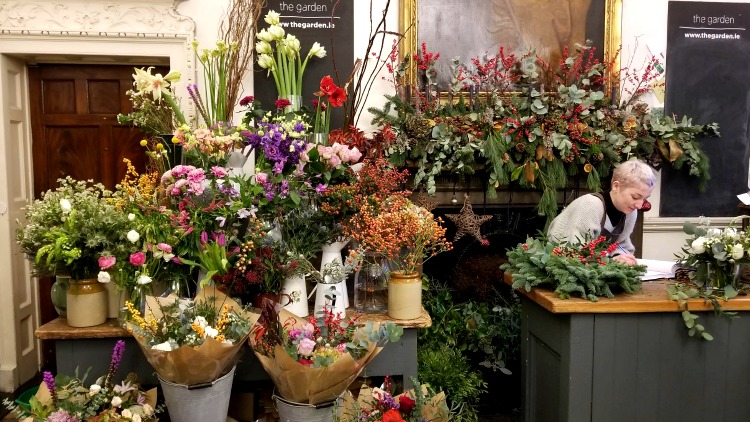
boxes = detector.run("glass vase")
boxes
[354,253,389,314]
[706,262,741,291]
[51,275,71,317]
[283,94,302,113]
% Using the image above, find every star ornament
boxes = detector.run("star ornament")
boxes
[413,192,439,212]
[445,195,493,245]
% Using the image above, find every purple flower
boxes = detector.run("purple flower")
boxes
[315,183,328,194]
[47,410,76,422]
[265,190,275,201]
[43,371,56,404]
[200,231,209,245]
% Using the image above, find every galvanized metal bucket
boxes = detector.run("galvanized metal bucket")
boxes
[158,366,236,422]
[273,394,338,422]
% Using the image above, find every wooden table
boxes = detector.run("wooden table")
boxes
[36,308,431,389]
[505,274,750,422]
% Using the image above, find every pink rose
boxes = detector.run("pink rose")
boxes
[156,243,172,253]
[255,172,268,185]
[347,147,362,163]
[129,251,146,267]
[296,338,316,356]
[98,256,116,270]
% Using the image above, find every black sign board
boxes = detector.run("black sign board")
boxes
[661,1,750,217]
[253,0,353,129]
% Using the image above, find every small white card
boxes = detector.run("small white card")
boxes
[738,193,750,205]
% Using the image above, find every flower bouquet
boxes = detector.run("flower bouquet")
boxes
[249,304,403,405]
[336,377,450,422]
[3,341,159,422]
[503,235,646,300]
[676,217,750,294]
[123,286,253,385]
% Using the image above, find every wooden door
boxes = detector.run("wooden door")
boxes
[27,64,155,369]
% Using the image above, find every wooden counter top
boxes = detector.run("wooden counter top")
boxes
[36,307,431,340]
[503,272,750,313]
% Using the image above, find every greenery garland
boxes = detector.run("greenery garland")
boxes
[501,236,646,301]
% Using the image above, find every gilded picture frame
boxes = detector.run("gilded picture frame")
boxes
[399,0,622,90]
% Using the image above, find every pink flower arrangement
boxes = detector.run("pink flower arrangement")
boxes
[160,165,207,197]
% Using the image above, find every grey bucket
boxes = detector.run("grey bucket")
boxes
[158,366,235,422]
[273,394,339,422]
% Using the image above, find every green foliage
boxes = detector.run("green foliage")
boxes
[420,284,520,375]
[666,282,739,341]
[502,236,645,301]
[418,345,487,422]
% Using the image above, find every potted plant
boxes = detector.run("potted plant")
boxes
[16,177,131,327]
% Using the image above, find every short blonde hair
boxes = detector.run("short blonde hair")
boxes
[612,159,656,189]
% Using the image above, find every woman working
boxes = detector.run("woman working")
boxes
[547,160,656,266]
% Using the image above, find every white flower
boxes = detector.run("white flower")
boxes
[731,244,745,260]
[152,341,173,351]
[89,384,101,396]
[264,10,280,25]
[308,42,326,58]
[284,35,301,53]
[97,271,111,283]
[204,326,219,338]
[143,403,154,416]
[255,40,273,55]
[257,54,275,70]
[725,228,738,239]
[256,28,274,43]
[691,237,706,254]
[708,228,721,237]
[59,198,72,214]
[111,396,122,407]
[121,409,132,418]
[128,213,136,221]
[137,275,152,285]
[127,230,140,243]
[193,316,208,328]
[132,414,142,422]
[268,24,285,40]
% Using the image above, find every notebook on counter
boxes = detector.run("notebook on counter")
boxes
[636,259,679,281]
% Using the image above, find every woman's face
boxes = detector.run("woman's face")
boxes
[611,181,653,214]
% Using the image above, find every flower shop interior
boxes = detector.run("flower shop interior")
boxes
[2,0,750,421]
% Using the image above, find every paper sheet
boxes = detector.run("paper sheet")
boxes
[636,259,678,281]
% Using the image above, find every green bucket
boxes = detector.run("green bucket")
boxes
[15,385,39,411]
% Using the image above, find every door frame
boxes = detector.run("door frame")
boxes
[0,0,195,392]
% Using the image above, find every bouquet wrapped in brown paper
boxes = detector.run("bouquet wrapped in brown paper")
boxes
[249,303,403,405]
[337,377,450,422]
[124,286,255,385]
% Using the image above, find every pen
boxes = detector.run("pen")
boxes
[615,244,630,256]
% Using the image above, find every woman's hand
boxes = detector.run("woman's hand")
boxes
[613,253,638,266]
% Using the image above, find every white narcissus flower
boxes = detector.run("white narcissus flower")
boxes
[256,28,274,43]
[111,396,122,407]
[691,237,706,254]
[97,271,111,283]
[257,54,275,70]
[152,341,172,351]
[268,24,285,40]
[284,35,301,53]
[59,198,72,214]
[264,10,280,25]
[255,40,273,55]
[137,275,152,285]
[731,244,745,260]
[127,230,140,243]
[308,42,326,58]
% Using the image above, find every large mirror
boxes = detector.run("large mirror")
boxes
[399,0,622,89]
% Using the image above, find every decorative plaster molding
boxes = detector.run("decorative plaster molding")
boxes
[0,1,195,36]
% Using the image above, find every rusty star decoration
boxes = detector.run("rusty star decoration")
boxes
[445,194,493,245]
[412,192,439,212]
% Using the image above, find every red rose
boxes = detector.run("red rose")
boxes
[381,409,405,422]
[398,395,416,414]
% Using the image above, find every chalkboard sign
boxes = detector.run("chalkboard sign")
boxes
[660,1,750,217]
[254,0,353,129]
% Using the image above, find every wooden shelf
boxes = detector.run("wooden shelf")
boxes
[503,272,750,313]
[36,308,431,340]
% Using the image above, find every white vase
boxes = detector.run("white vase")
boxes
[320,239,350,308]
[313,281,347,316]
[281,273,308,317]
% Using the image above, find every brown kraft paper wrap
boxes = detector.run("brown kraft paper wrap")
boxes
[338,384,450,422]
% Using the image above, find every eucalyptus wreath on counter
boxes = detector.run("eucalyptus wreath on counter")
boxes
[501,235,646,301]
[370,41,718,219]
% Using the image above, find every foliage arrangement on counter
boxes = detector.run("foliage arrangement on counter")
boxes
[502,235,645,301]
[370,42,719,218]
[668,217,750,340]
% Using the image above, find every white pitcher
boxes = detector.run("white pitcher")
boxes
[312,281,347,316]
[320,239,350,308]
[281,273,308,317]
